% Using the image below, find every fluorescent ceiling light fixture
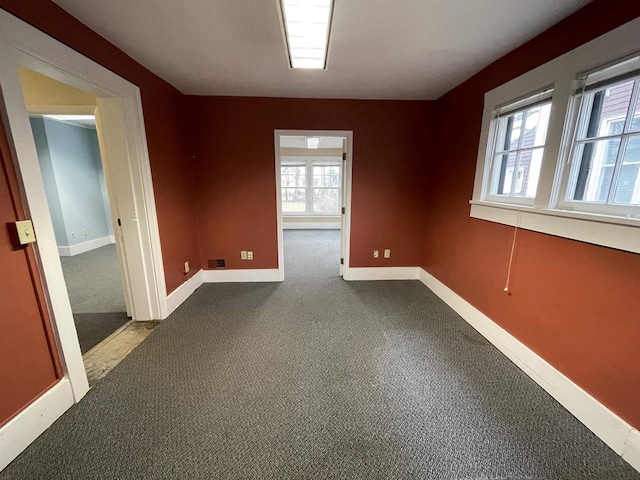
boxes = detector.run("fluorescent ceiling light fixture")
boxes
[306,137,320,149]
[280,0,334,69]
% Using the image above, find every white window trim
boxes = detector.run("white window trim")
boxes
[472,17,640,255]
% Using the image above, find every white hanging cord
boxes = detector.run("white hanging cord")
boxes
[504,211,522,293]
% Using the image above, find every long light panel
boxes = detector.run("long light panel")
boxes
[280,0,335,69]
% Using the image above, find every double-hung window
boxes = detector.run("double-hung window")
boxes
[559,57,640,215]
[281,158,341,215]
[485,90,553,204]
[472,20,640,255]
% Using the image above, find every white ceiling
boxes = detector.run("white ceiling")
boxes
[52,0,591,100]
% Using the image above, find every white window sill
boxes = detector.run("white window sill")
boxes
[282,214,341,218]
[469,200,640,254]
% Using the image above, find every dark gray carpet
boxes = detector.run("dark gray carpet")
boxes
[73,312,129,354]
[60,244,127,314]
[2,230,638,479]
[60,244,128,353]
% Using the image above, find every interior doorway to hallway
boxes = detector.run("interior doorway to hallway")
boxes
[274,131,353,280]
[27,109,129,354]
[17,67,161,380]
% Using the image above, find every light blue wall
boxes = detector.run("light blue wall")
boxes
[30,117,113,247]
[30,118,68,246]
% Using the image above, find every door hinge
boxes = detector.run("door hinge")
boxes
[117,218,122,226]
[341,207,345,214]
[340,258,344,265]
[342,152,346,161]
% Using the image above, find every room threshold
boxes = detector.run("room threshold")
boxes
[82,320,160,386]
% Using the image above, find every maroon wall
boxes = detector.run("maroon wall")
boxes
[0,0,200,293]
[187,96,430,270]
[423,0,640,428]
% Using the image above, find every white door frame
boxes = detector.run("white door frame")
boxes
[274,130,353,280]
[0,10,168,470]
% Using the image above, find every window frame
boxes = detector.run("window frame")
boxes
[471,17,640,255]
[483,91,554,206]
[280,156,342,216]
[555,73,640,217]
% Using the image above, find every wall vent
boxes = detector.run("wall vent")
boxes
[208,259,225,269]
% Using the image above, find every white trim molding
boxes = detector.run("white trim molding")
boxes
[418,268,640,473]
[283,222,341,230]
[470,201,640,254]
[0,379,74,471]
[344,266,420,281]
[202,269,281,283]
[274,130,353,281]
[57,235,116,257]
[471,17,640,255]
[165,269,204,317]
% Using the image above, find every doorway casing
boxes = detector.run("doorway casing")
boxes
[274,130,353,280]
[0,10,170,470]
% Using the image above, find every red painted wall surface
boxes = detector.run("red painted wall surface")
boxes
[186,96,430,270]
[0,0,200,293]
[423,0,640,428]
[0,118,62,427]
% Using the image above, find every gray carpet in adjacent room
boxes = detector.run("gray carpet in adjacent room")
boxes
[60,244,128,353]
[3,230,637,479]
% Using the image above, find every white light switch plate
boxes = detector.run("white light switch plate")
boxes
[15,220,36,245]
[247,251,253,260]
[384,249,391,258]
[184,261,190,273]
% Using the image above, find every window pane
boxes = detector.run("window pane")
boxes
[570,139,621,202]
[313,165,340,187]
[495,113,523,153]
[579,80,634,140]
[630,86,640,133]
[491,151,517,195]
[520,103,552,149]
[613,135,640,204]
[312,188,339,213]
[514,148,544,198]
[281,165,306,188]
[282,188,306,212]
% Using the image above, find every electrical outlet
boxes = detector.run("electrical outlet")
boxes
[384,249,391,259]
[184,261,190,273]
[247,251,254,260]
[373,250,379,258]
[83,229,88,236]
[241,250,247,260]
[70,231,76,238]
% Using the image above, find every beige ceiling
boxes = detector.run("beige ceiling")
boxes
[52,0,591,99]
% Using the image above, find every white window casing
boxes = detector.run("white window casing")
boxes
[471,17,640,255]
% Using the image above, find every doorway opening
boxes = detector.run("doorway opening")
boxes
[17,67,160,380]
[274,130,353,281]
[0,11,169,469]
[27,110,128,354]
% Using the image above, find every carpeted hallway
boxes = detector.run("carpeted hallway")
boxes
[60,244,128,353]
[2,230,638,479]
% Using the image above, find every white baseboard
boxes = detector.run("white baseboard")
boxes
[345,266,420,281]
[58,235,114,256]
[418,267,640,473]
[202,269,281,283]
[165,269,204,318]
[283,223,341,230]
[0,379,75,471]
